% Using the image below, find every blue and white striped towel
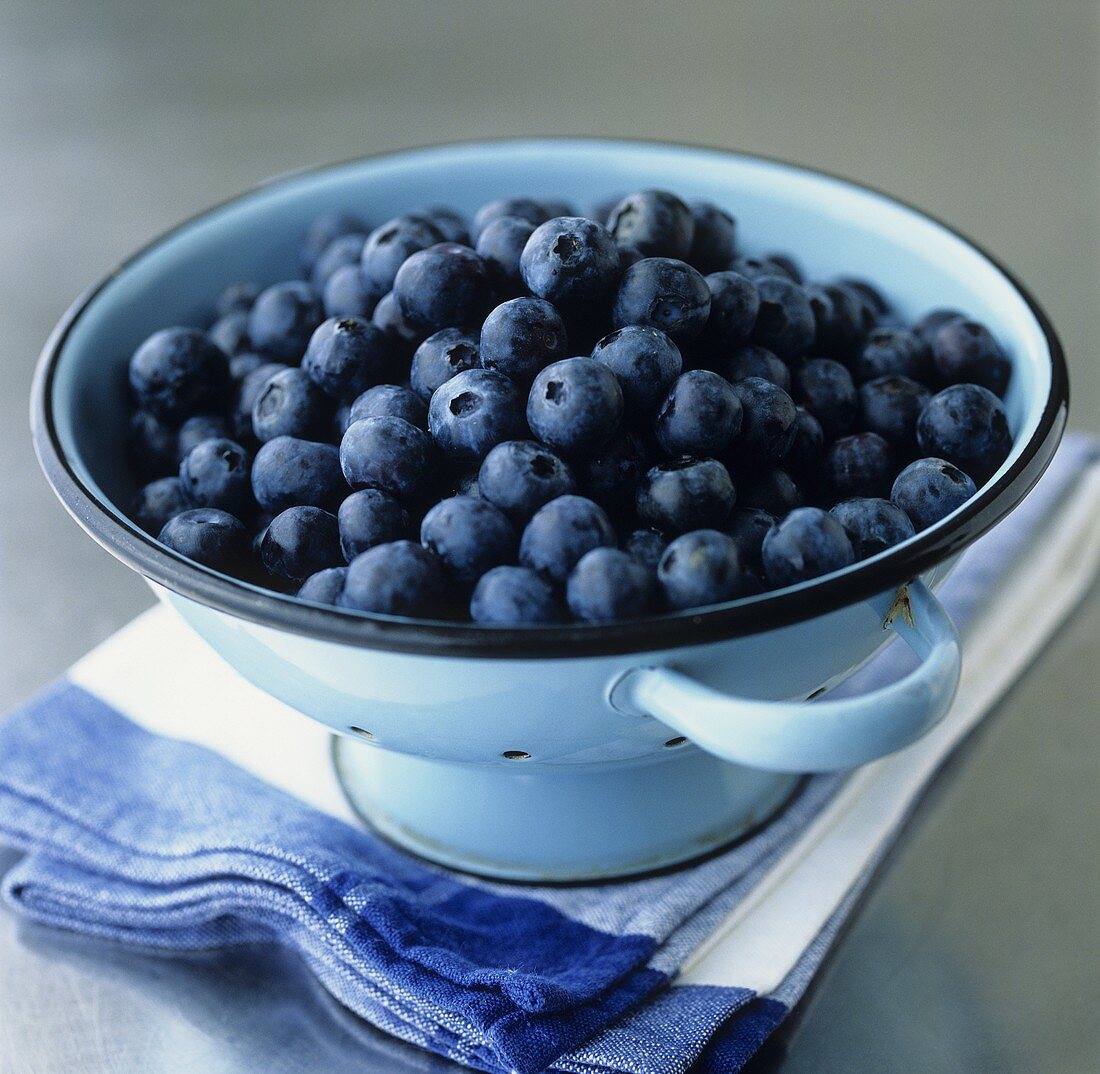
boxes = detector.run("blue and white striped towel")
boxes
[1,434,1097,1074]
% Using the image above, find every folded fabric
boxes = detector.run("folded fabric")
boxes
[1,433,1097,1074]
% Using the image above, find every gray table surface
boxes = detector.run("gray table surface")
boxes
[2,2,1099,1070]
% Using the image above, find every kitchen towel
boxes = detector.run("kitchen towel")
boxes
[1,433,1097,1074]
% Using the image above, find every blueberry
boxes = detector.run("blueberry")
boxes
[655,370,742,457]
[252,367,330,442]
[411,328,481,401]
[297,566,348,606]
[805,283,862,357]
[131,477,189,534]
[302,316,393,400]
[838,277,890,319]
[793,358,857,438]
[527,357,624,456]
[179,437,253,516]
[784,407,825,476]
[301,211,366,274]
[916,383,1012,483]
[340,416,434,500]
[478,440,575,524]
[233,361,287,439]
[761,507,855,588]
[930,319,1011,396]
[687,200,736,273]
[855,327,931,384]
[475,215,536,295]
[310,232,367,290]
[338,488,410,559]
[612,258,711,342]
[216,281,261,319]
[128,409,179,479]
[470,565,565,625]
[129,327,231,421]
[725,507,776,572]
[636,457,735,534]
[830,282,879,340]
[829,497,915,559]
[913,307,964,346]
[208,310,252,356]
[623,528,668,572]
[480,297,569,386]
[393,243,493,331]
[323,264,385,320]
[247,281,324,361]
[566,547,654,621]
[750,276,814,360]
[158,508,249,571]
[730,255,798,283]
[658,529,744,610]
[360,215,445,292]
[575,430,646,515]
[858,374,931,455]
[699,271,760,353]
[762,253,803,284]
[606,190,694,260]
[820,431,895,499]
[261,506,342,580]
[341,540,450,616]
[418,206,471,246]
[716,345,790,391]
[428,368,525,462]
[590,325,682,421]
[252,436,346,513]
[891,457,978,529]
[420,495,517,587]
[471,197,551,240]
[737,467,803,516]
[177,414,232,462]
[728,377,798,462]
[228,353,264,381]
[371,291,426,349]
[520,217,621,308]
[349,384,428,429]
[519,495,616,583]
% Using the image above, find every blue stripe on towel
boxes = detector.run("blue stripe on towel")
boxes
[0,683,677,1073]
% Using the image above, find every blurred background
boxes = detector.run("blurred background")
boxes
[1,2,1098,1071]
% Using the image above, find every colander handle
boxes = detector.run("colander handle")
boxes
[608,581,961,773]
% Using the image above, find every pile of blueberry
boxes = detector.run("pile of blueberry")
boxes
[127,189,1014,624]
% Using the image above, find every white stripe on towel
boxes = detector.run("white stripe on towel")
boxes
[68,607,357,823]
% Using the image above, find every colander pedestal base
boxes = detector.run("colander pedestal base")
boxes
[332,739,800,883]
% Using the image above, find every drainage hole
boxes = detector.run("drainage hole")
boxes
[663,736,688,748]
[502,750,531,760]
[349,726,375,740]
